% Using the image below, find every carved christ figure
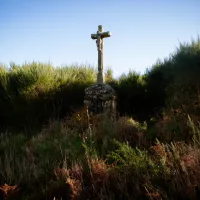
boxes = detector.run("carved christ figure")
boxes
[96,35,103,52]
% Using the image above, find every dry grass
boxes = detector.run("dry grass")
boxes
[0,112,200,199]
[0,184,20,200]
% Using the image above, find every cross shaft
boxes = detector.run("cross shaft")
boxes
[91,25,111,84]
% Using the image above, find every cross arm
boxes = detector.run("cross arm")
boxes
[91,31,111,39]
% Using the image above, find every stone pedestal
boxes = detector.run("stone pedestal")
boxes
[84,83,116,120]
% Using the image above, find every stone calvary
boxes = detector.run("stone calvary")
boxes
[84,25,116,119]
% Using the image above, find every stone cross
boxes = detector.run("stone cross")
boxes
[91,25,111,84]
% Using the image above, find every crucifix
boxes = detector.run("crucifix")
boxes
[91,25,111,84]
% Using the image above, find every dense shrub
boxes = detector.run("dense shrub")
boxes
[0,62,96,132]
[0,36,200,134]
[115,71,148,121]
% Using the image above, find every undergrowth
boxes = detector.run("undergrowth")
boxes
[0,110,200,200]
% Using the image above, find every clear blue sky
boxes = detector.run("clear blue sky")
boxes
[0,0,199,77]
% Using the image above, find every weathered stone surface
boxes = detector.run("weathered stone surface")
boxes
[84,83,116,119]
[85,83,116,100]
